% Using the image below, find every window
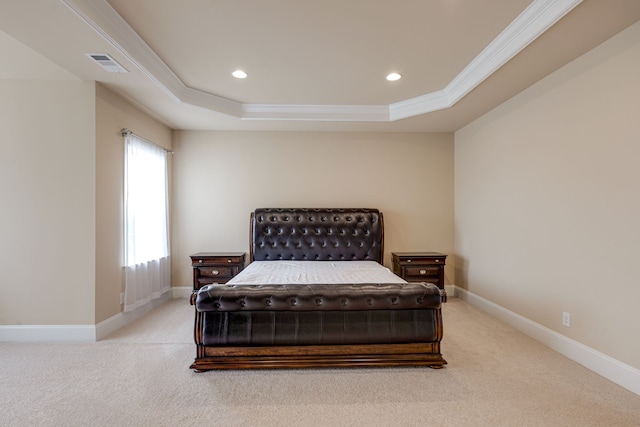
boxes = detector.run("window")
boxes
[122,130,170,311]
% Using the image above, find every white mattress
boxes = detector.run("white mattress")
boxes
[226,261,406,285]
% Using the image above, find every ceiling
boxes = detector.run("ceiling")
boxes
[1,0,639,132]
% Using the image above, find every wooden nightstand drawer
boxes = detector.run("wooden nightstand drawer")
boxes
[198,266,233,278]
[393,253,445,265]
[404,266,441,280]
[191,255,244,266]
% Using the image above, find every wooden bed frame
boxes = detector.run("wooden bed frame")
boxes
[190,208,446,371]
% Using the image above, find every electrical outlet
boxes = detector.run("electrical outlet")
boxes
[120,292,124,305]
[562,311,571,327]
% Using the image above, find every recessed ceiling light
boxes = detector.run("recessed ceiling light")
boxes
[386,72,402,81]
[232,70,248,79]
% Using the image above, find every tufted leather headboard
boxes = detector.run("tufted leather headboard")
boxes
[250,208,384,263]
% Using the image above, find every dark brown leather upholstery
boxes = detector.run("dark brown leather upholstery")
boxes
[251,208,383,263]
[196,282,441,312]
[196,282,442,347]
[202,309,439,346]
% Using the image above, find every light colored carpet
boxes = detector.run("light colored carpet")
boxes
[1,298,639,427]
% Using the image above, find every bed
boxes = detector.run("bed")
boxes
[190,208,446,371]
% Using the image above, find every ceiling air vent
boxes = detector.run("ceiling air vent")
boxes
[85,53,128,73]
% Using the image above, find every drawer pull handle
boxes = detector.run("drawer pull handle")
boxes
[212,270,219,275]
[435,259,439,262]
[198,260,203,263]
[420,269,427,275]
[407,259,412,263]
[227,259,232,263]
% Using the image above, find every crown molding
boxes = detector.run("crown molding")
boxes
[61,0,243,117]
[390,0,582,121]
[445,0,582,104]
[61,0,582,123]
[242,104,389,121]
[389,89,451,121]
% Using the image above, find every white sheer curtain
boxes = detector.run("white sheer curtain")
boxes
[123,131,170,312]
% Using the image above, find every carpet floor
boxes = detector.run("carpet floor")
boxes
[1,297,639,426]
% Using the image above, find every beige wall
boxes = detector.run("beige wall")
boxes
[0,79,172,325]
[454,22,640,369]
[171,131,454,287]
[95,84,172,323]
[0,30,172,327]
[0,79,96,325]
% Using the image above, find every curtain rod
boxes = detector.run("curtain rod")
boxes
[121,128,173,153]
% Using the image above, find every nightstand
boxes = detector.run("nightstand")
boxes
[190,252,246,291]
[392,252,447,302]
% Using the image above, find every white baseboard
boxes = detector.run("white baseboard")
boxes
[0,289,173,343]
[453,286,640,396]
[172,286,192,300]
[0,324,97,342]
[444,284,455,298]
[95,289,173,340]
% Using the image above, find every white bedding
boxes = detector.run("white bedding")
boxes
[226,261,406,285]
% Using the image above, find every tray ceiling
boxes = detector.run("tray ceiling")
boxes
[1,0,639,131]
